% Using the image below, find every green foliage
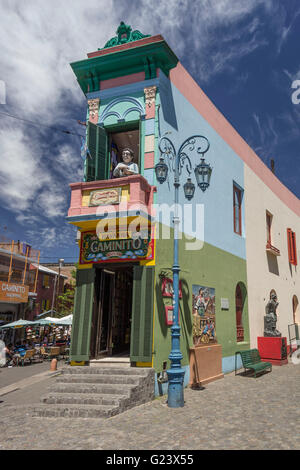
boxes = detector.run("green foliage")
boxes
[57,285,75,316]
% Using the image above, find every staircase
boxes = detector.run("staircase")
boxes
[32,365,155,418]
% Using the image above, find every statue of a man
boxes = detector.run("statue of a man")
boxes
[113,148,139,178]
[264,292,281,337]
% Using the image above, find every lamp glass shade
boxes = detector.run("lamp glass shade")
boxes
[183,178,195,200]
[194,158,212,192]
[155,158,168,184]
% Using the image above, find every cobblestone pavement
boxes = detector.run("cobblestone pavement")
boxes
[0,362,299,450]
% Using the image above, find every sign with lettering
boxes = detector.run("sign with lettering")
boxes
[80,231,154,264]
[89,188,121,206]
[0,281,29,303]
[221,298,229,310]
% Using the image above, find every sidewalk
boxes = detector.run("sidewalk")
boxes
[0,361,60,391]
[0,361,299,450]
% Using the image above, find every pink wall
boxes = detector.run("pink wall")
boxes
[100,72,145,90]
[68,175,156,218]
[87,35,164,59]
[170,63,300,217]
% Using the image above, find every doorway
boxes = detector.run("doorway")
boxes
[90,265,133,359]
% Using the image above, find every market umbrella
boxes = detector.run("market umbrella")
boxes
[0,319,36,330]
[56,314,72,326]
[31,319,56,327]
[32,316,72,326]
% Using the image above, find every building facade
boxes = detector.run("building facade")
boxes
[67,23,299,389]
[0,238,67,326]
[0,239,38,328]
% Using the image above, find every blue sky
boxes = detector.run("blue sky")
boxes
[0,0,299,263]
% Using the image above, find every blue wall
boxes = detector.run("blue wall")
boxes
[155,71,246,260]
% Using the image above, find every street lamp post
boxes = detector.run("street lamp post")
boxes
[155,135,212,408]
[56,258,64,312]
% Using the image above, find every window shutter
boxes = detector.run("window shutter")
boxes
[130,266,154,363]
[287,229,292,262]
[292,231,297,265]
[85,122,108,182]
[86,122,97,181]
[70,268,95,362]
[96,125,108,181]
[287,228,297,265]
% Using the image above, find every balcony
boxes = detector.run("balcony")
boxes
[266,241,281,257]
[67,174,156,227]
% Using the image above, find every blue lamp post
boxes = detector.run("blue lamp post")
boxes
[155,135,212,408]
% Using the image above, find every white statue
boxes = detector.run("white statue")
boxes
[113,148,139,178]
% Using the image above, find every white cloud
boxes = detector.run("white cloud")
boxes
[0,124,50,211]
[0,0,117,119]
[0,0,293,240]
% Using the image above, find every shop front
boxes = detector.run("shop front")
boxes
[68,175,156,365]
[0,281,29,342]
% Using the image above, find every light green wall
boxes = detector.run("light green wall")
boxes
[152,224,250,372]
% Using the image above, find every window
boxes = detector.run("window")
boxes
[85,122,140,182]
[41,299,50,312]
[42,275,50,288]
[266,211,280,255]
[233,185,242,235]
[266,212,272,245]
[287,229,297,265]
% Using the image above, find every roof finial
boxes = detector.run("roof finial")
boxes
[100,22,151,50]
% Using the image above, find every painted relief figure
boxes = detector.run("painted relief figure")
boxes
[113,148,139,178]
[192,285,217,345]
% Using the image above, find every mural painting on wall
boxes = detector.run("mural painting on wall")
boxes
[192,285,217,346]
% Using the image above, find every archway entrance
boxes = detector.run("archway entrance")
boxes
[235,283,247,343]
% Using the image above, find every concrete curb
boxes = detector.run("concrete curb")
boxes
[0,370,61,397]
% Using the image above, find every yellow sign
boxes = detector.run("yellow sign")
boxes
[0,281,29,303]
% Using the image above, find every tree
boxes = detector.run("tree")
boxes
[57,270,76,317]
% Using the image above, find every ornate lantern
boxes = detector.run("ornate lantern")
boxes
[194,158,212,192]
[183,178,195,200]
[155,157,168,184]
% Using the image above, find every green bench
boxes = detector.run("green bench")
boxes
[235,349,272,378]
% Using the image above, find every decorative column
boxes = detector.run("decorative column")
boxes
[143,86,157,182]
[87,98,100,124]
[144,85,156,119]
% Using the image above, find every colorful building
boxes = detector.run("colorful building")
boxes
[67,23,299,390]
[0,238,67,327]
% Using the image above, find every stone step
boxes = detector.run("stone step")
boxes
[41,392,127,406]
[56,373,142,385]
[33,367,155,419]
[62,366,149,376]
[50,381,135,396]
[32,403,120,419]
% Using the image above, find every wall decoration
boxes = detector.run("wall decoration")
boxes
[221,298,229,310]
[192,285,217,345]
[89,187,121,206]
[165,306,174,326]
[161,277,182,298]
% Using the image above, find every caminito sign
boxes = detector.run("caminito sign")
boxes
[80,231,154,264]
[0,281,29,303]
